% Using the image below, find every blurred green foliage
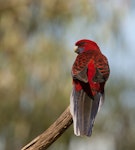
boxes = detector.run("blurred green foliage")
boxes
[0,0,135,150]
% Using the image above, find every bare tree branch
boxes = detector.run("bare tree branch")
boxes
[21,106,73,150]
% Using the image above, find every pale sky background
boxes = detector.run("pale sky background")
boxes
[0,1,135,150]
[65,1,135,149]
[65,1,135,82]
[26,1,135,149]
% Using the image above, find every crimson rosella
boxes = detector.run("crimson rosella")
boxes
[70,39,110,136]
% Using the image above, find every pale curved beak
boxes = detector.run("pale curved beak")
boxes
[74,45,78,53]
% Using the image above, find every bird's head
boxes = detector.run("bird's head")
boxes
[74,39,100,54]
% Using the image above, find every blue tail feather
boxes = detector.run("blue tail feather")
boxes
[70,86,103,136]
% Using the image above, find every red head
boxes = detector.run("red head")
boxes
[74,39,100,54]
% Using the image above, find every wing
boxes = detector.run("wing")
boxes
[71,51,94,83]
[93,54,110,83]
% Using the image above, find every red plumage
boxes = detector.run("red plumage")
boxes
[70,39,110,136]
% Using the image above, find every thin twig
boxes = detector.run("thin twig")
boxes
[21,106,73,150]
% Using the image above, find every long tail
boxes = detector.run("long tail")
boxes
[70,86,103,136]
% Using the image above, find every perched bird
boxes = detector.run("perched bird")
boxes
[70,39,110,137]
